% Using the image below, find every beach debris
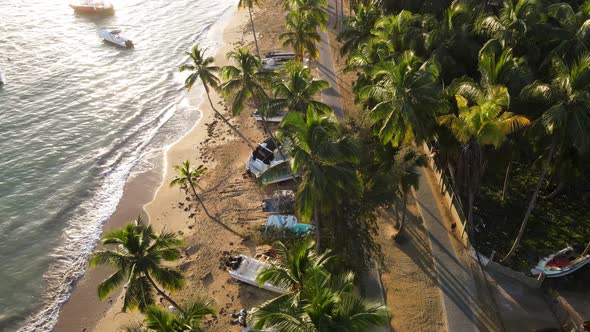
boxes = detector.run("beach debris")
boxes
[179,261,192,271]
[185,245,200,256]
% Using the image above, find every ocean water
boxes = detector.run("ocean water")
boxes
[0,0,237,330]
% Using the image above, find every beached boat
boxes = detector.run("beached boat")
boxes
[530,247,590,278]
[262,190,295,213]
[69,0,114,14]
[228,254,288,294]
[98,29,134,48]
[263,214,314,237]
[253,109,287,123]
[246,138,288,177]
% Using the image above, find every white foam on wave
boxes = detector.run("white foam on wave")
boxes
[17,1,239,330]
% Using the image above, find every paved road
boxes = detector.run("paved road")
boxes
[317,0,344,119]
[414,167,501,332]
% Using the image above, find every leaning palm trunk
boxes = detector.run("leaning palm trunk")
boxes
[582,239,590,256]
[188,181,241,236]
[501,161,511,204]
[502,144,556,262]
[204,85,256,150]
[248,6,260,56]
[314,209,321,252]
[145,274,183,313]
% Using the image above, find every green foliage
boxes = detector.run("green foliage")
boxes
[89,219,184,312]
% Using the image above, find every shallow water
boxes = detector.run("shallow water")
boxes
[0,0,236,330]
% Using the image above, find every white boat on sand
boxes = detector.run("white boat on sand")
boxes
[246,138,288,177]
[531,247,590,278]
[98,29,134,48]
[228,254,288,294]
[253,109,287,123]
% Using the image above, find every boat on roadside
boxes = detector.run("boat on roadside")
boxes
[98,29,134,48]
[531,247,590,278]
[69,0,114,14]
[228,254,288,294]
[253,109,287,123]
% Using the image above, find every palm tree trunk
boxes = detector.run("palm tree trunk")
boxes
[188,182,242,237]
[340,0,344,30]
[145,273,183,313]
[397,192,408,235]
[582,239,590,256]
[502,144,556,262]
[334,0,339,29]
[314,209,321,252]
[501,160,511,204]
[467,191,475,237]
[204,86,256,150]
[248,6,260,57]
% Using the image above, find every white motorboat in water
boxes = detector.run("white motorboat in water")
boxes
[228,254,288,294]
[531,247,590,278]
[98,29,134,48]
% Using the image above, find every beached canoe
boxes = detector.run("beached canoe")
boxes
[228,254,288,294]
[531,247,590,278]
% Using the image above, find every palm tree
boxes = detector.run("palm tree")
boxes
[143,300,215,332]
[282,0,328,31]
[338,4,380,55]
[89,219,184,312]
[238,0,263,57]
[179,44,255,150]
[280,10,322,62]
[272,61,330,114]
[439,81,530,236]
[220,48,274,114]
[544,2,590,63]
[251,259,388,331]
[475,0,546,49]
[502,55,590,260]
[279,109,361,250]
[256,240,330,293]
[220,48,278,143]
[360,50,447,146]
[170,160,240,236]
[372,10,429,56]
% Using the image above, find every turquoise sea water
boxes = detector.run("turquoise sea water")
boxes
[0,0,236,330]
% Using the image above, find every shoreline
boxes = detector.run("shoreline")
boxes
[53,5,249,332]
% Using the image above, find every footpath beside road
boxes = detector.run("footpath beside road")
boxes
[414,166,502,332]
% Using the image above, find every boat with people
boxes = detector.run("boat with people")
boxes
[227,254,288,294]
[69,0,114,14]
[530,247,590,278]
[98,29,134,48]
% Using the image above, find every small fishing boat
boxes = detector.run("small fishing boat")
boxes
[246,138,288,177]
[98,29,134,48]
[262,190,295,213]
[531,247,590,278]
[253,109,287,123]
[228,254,288,294]
[69,0,114,14]
[263,214,313,237]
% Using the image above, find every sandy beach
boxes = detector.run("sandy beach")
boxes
[54,2,287,331]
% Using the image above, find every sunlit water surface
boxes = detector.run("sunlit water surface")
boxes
[0,0,236,330]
